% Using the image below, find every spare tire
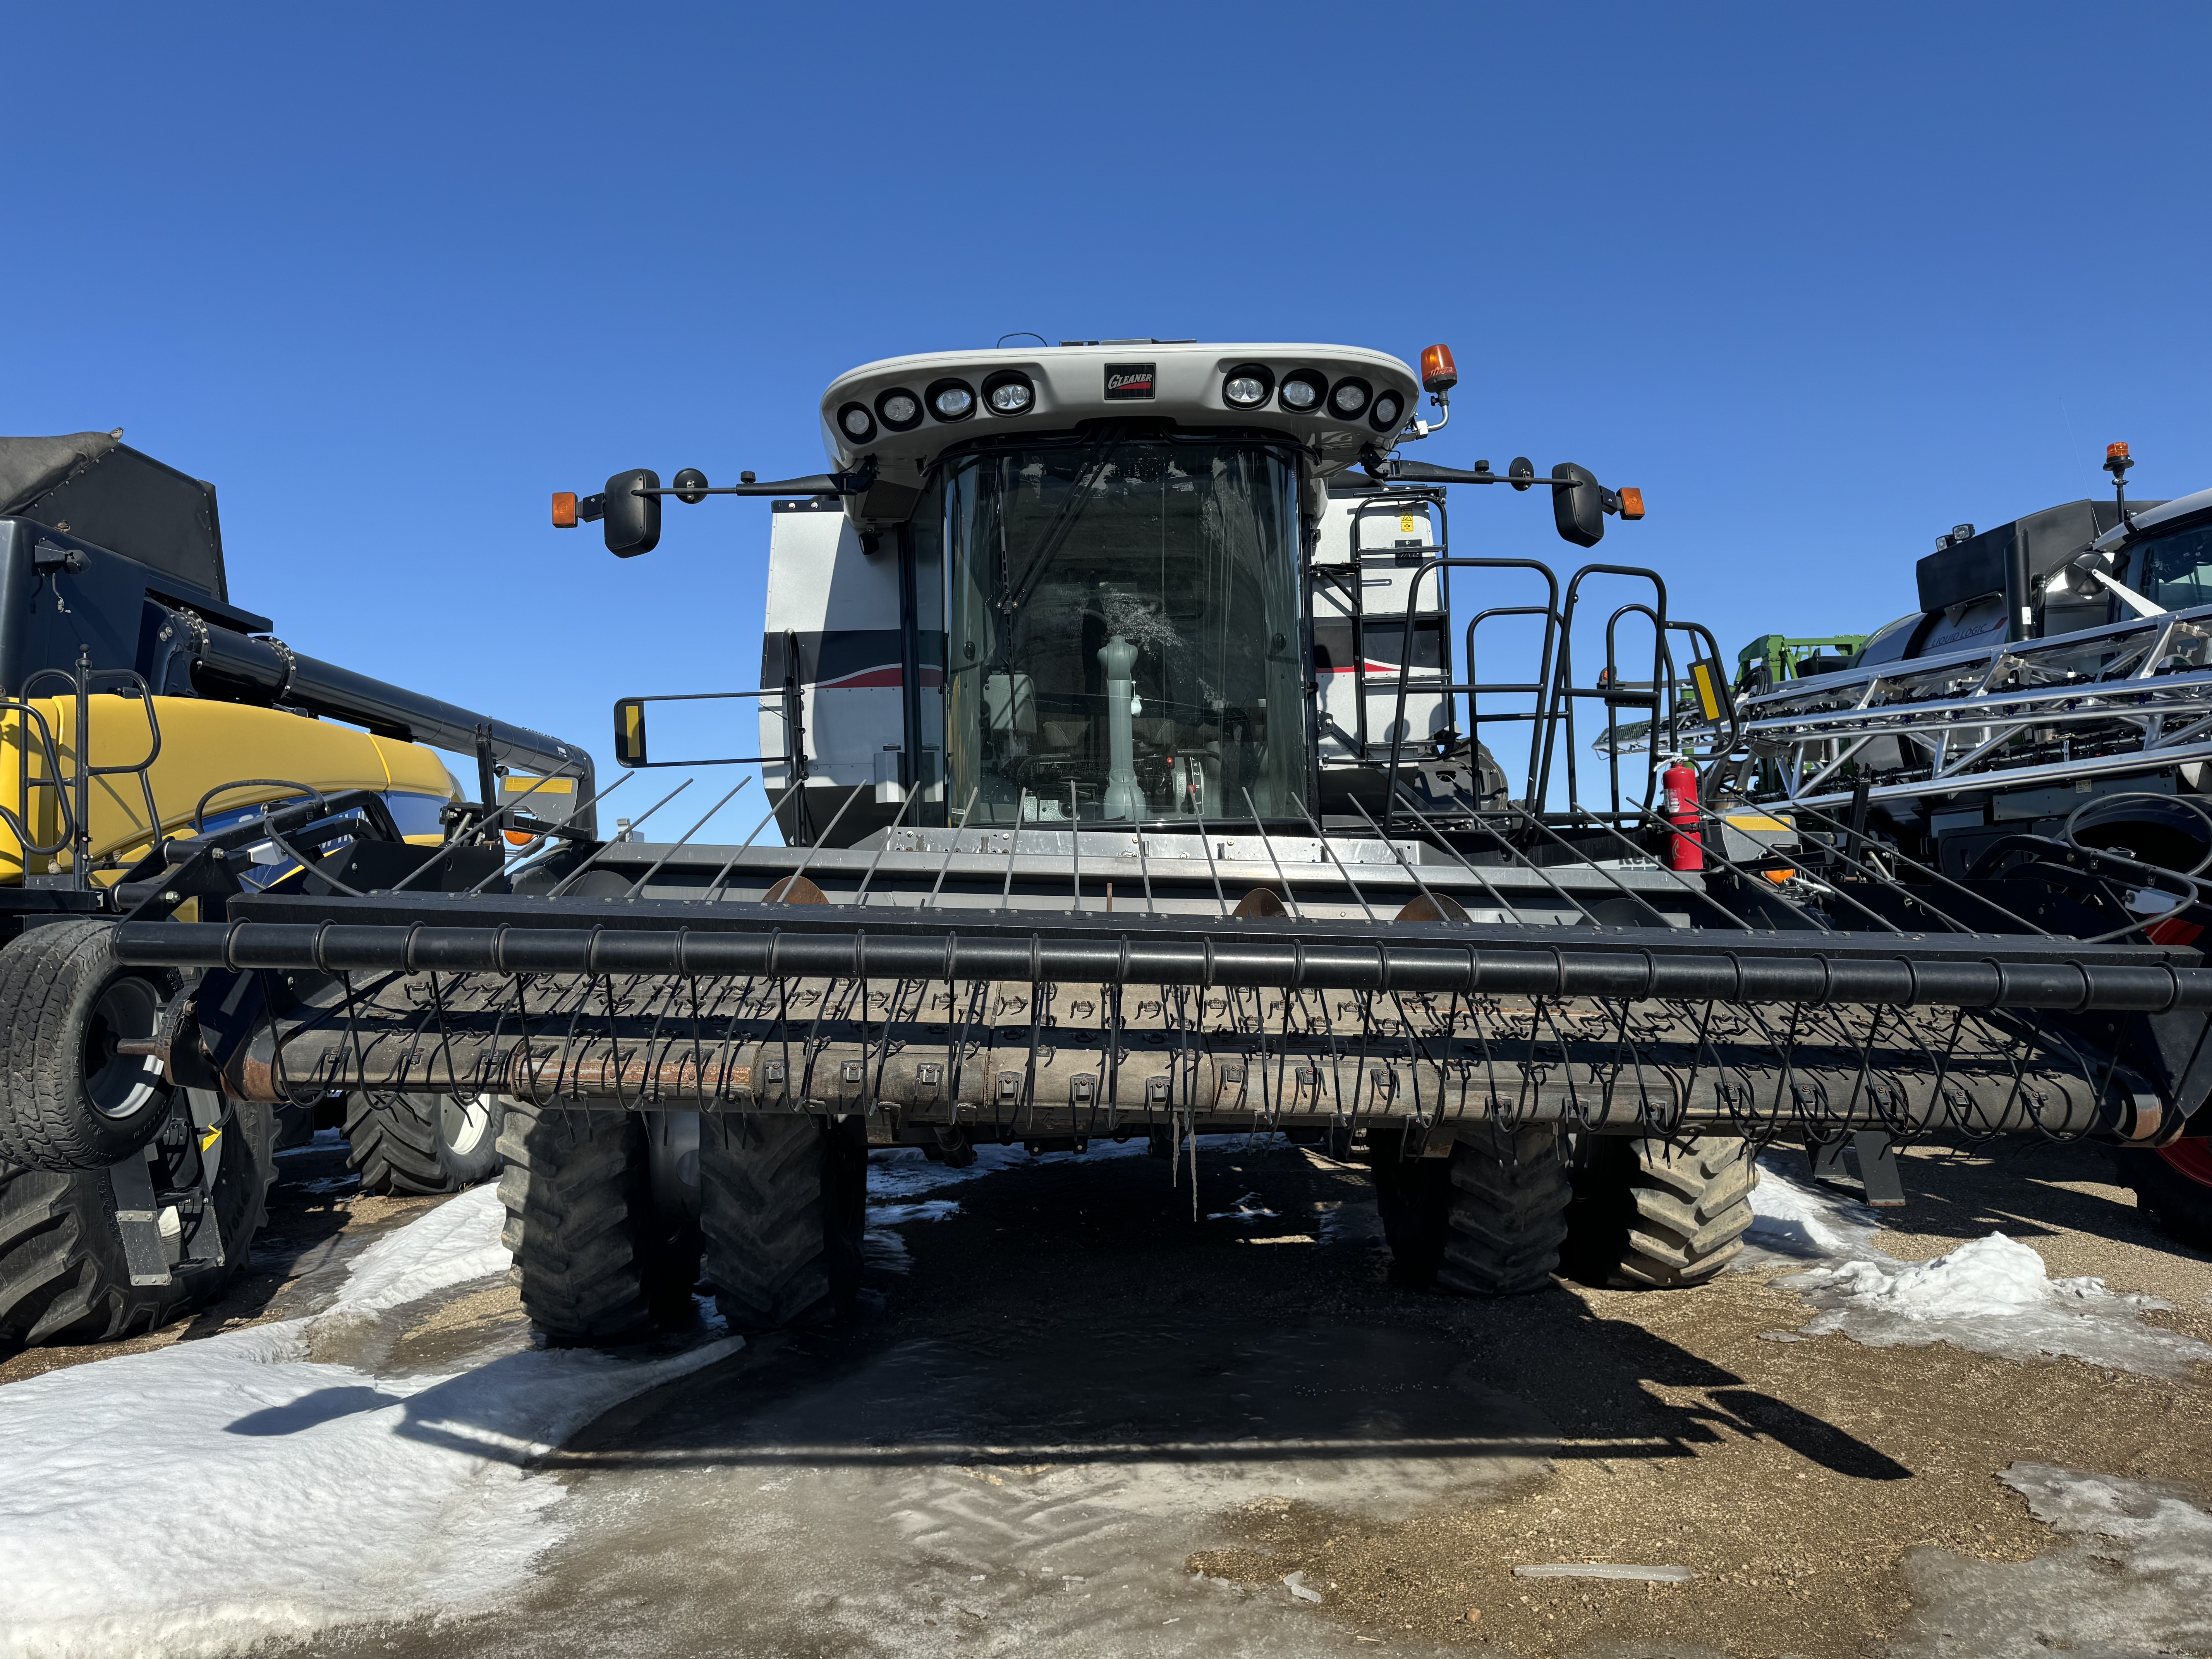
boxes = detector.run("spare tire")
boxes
[0,921,182,1173]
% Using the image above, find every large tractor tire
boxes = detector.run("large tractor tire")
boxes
[1370,1125,1572,1297]
[699,1113,865,1333]
[2114,1141,2212,1249]
[0,1092,275,1348]
[346,1092,504,1195]
[1368,1148,1451,1285]
[0,920,182,1173]
[1566,1133,1760,1288]
[498,1101,701,1346]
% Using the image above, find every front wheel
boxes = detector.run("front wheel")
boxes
[1370,1126,1572,1297]
[498,1101,700,1346]
[0,1091,275,1348]
[699,1114,865,1333]
[1565,1134,1760,1288]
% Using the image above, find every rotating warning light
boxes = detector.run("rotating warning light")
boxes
[1419,343,1458,395]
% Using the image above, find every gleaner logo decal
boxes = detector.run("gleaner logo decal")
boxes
[1103,362,1156,400]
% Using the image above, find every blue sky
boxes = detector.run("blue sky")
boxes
[6,2,2207,835]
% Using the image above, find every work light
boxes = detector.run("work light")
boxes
[1279,372,1323,410]
[1222,364,1274,408]
[876,388,923,431]
[838,403,877,442]
[929,380,976,421]
[1369,392,1403,431]
[1330,378,1371,417]
[983,371,1035,415]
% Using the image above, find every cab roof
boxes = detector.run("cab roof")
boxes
[817,340,1420,477]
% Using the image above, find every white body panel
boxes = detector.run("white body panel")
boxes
[757,501,909,801]
[1313,493,1448,764]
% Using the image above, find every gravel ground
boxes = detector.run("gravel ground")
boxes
[6,1132,2208,1658]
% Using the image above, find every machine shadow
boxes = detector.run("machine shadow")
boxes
[1826,1137,2205,1261]
[520,1142,1913,1488]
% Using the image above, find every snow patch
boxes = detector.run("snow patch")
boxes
[869,1199,962,1228]
[1745,1156,2210,1379]
[1316,1199,1384,1246]
[331,1183,511,1317]
[1739,1152,1884,1264]
[0,1186,738,1658]
[1788,1233,2211,1377]
[864,1135,1153,1202]
[1889,1466,2212,1656]
[1206,1193,1279,1222]
[2002,1464,2212,1572]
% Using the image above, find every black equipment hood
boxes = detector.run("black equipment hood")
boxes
[0,433,227,600]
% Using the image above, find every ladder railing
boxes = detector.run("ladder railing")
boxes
[10,651,164,889]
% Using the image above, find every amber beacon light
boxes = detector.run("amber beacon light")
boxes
[1419,343,1458,395]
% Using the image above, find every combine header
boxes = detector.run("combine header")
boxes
[15,345,2205,1346]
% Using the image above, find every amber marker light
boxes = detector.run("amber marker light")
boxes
[551,491,579,528]
[1419,343,1458,395]
[1618,486,1646,520]
[2107,442,2131,462]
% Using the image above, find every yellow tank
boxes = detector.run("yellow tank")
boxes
[0,693,460,881]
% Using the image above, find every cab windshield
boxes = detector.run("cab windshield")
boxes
[941,434,1307,826]
[2132,515,2212,612]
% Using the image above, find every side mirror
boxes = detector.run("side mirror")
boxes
[2063,552,2111,600]
[1551,462,1606,547]
[603,469,661,557]
[613,696,649,766]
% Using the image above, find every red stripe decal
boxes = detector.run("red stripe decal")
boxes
[814,666,945,690]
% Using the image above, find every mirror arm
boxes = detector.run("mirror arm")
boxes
[631,457,879,500]
[1362,451,1632,516]
[1364,453,1502,486]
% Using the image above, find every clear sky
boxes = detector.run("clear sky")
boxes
[6,2,2207,835]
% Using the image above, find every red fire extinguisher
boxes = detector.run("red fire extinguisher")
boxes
[1662,755,1703,872]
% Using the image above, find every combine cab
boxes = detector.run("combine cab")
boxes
[40,352,2210,1348]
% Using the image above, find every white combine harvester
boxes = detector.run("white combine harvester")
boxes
[9,343,2203,1349]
